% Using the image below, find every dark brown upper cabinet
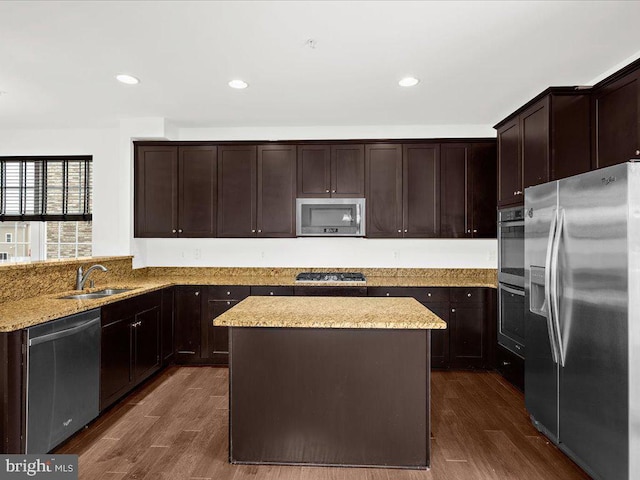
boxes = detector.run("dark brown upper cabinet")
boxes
[134,145,177,237]
[134,145,217,237]
[297,144,364,198]
[257,145,296,237]
[403,144,440,237]
[469,143,498,238]
[365,144,403,238]
[217,146,257,237]
[594,67,640,168]
[496,89,591,207]
[218,145,295,237]
[441,143,497,238]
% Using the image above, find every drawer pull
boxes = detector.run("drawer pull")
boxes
[269,292,274,295]
[467,293,472,297]
[195,291,199,296]
[427,293,432,297]
[451,308,456,313]
[226,301,231,305]
[502,361,511,366]
[386,293,390,296]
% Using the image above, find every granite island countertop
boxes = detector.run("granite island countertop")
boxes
[213,296,447,329]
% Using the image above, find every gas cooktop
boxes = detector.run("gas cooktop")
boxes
[295,272,366,283]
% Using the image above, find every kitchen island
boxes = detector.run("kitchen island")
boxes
[214,296,446,470]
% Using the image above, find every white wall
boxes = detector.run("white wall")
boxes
[0,128,121,256]
[138,237,497,269]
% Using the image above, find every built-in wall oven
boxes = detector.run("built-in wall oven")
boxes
[498,206,524,288]
[498,206,525,357]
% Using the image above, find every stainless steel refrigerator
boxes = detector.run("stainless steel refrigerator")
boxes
[524,161,640,480]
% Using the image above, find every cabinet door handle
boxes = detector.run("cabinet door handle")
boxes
[178,229,183,233]
[325,189,330,193]
[172,229,177,233]
[636,150,640,156]
[397,229,401,233]
[467,229,471,233]
[386,293,390,296]
[195,291,200,296]
[404,229,408,233]
[451,308,456,313]
[258,229,262,233]
[226,291,231,295]
[226,301,231,305]
[332,190,336,193]
[251,229,256,233]
[427,293,432,297]
[473,229,477,233]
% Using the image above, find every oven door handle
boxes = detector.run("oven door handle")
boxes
[500,284,524,296]
[500,220,525,228]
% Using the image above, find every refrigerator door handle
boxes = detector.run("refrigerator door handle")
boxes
[551,208,566,367]
[544,208,559,364]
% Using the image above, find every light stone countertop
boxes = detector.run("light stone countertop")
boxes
[0,270,494,332]
[213,296,447,329]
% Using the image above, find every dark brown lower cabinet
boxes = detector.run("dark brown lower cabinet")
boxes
[161,287,174,365]
[368,286,495,370]
[100,290,162,411]
[205,286,250,366]
[0,330,26,453]
[425,303,449,369]
[174,286,204,363]
[449,288,496,370]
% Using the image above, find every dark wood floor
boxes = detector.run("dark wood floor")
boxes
[56,367,589,480]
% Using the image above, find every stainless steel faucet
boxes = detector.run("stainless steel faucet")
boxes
[75,264,108,290]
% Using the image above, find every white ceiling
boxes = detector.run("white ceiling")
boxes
[1,0,639,130]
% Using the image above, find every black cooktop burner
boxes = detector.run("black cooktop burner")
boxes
[295,272,366,283]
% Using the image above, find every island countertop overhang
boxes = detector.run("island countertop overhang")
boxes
[213,295,447,329]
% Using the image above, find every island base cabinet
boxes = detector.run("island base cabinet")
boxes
[229,327,430,468]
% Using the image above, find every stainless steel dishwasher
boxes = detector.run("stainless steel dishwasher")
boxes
[26,308,101,453]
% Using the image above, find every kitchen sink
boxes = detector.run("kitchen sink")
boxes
[59,288,134,300]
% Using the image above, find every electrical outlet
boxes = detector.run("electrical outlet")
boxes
[194,248,201,260]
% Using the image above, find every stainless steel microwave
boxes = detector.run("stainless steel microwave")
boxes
[296,198,365,236]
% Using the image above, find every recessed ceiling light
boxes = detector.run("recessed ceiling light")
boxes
[116,74,140,85]
[399,77,419,87]
[228,79,248,89]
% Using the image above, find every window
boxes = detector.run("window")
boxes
[45,221,92,259]
[0,156,92,220]
[0,222,30,261]
[0,156,93,262]
[0,220,92,262]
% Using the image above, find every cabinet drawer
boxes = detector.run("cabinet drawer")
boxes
[368,286,449,303]
[450,287,485,303]
[250,286,294,296]
[496,345,524,392]
[209,285,251,300]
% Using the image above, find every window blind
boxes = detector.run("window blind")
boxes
[0,156,92,221]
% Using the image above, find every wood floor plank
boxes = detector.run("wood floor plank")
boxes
[55,366,590,480]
